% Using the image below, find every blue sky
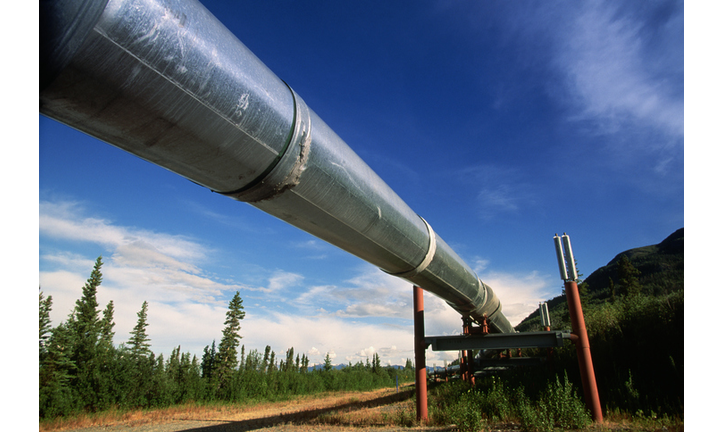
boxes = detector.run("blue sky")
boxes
[34,0,685,368]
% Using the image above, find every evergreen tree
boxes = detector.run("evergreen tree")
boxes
[99,300,115,352]
[69,256,103,365]
[372,353,381,373]
[262,345,271,373]
[300,354,309,373]
[39,291,77,418]
[239,344,245,371]
[40,290,53,361]
[608,276,617,303]
[66,256,105,411]
[128,301,152,358]
[324,352,333,372]
[201,340,217,379]
[215,291,245,386]
[40,322,78,418]
[618,255,642,298]
[268,350,276,372]
[284,347,295,372]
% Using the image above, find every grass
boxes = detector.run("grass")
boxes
[38,386,417,431]
[39,381,684,432]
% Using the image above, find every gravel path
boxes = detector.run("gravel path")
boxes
[51,386,456,432]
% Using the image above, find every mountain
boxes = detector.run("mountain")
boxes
[515,228,684,332]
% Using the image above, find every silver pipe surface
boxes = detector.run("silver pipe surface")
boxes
[40,0,514,333]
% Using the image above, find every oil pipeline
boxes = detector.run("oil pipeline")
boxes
[39,0,514,333]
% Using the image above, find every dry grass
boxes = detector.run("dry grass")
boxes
[39,386,421,432]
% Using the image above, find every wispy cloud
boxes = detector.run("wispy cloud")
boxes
[457,164,537,220]
[265,270,303,293]
[482,0,683,176]
[556,2,683,141]
[294,265,412,319]
[40,200,208,262]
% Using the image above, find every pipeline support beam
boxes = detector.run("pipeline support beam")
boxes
[564,280,604,423]
[426,331,571,352]
[413,286,428,422]
[554,233,603,423]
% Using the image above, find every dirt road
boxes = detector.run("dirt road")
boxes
[47,386,456,432]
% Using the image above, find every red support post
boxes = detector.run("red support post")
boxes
[565,280,604,423]
[462,318,475,384]
[413,285,428,422]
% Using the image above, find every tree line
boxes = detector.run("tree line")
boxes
[39,257,414,419]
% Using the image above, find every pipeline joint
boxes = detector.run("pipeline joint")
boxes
[224,85,311,203]
[384,216,436,279]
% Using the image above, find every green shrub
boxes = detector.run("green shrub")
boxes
[541,373,591,429]
[449,395,486,432]
[428,373,590,431]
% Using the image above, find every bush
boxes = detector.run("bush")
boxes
[429,374,590,431]
[540,373,591,429]
[448,391,486,432]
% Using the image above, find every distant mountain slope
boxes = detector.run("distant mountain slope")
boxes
[516,228,684,332]
[583,227,683,301]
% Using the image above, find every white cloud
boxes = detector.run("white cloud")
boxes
[477,269,555,327]
[557,2,683,140]
[472,258,490,273]
[40,200,208,262]
[39,199,554,367]
[39,200,255,355]
[263,270,303,293]
[357,346,376,358]
[236,311,414,367]
[295,265,412,319]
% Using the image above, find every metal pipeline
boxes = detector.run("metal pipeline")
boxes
[39,0,514,333]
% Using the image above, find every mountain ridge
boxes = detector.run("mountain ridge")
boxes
[515,227,684,332]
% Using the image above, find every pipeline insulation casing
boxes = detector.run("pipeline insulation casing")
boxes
[40,0,514,333]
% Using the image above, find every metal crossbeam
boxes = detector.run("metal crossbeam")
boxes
[425,331,571,351]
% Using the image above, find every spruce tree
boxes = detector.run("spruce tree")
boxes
[128,301,152,358]
[99,300,115,352]
[284,347,295,372]
[39,290,53,361]
[372,352,381,373]
[268,350,276,372]
[215,291,245,386]
[69,256,104,364]
[324,352,333,372]
[608,277,617,303]
[66,256,105,410]
[301,354,309,373]
[201,340,217,379]
[40,322,77,418]
[239,344,245,371]
[262,345,271,373]
[618,255,642,298]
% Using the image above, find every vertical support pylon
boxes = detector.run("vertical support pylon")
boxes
[565,279,604,423]
[413,285,428,422]
[462,317,475,384]
[554,233,603,423]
